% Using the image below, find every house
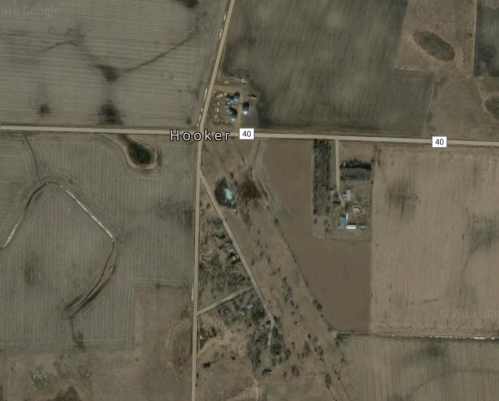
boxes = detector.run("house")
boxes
[339,214,347,229]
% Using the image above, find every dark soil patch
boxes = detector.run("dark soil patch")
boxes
[475,3,499,76]
[70,319,85,350]
[24,257,41,287]
[96,64,120,82]
[237,174,261,202]
[38,103,51,117]
[341,158,372,171]
[399,338,450,370]
[425,341,447,359]
[413,30,455,61]
[125,137,154,166]
[386,179,418,218]
[467,213,499,255]
[485,97,499,121]
[176,0,199,8]
[48,386,81,401]
[99,101,122,125]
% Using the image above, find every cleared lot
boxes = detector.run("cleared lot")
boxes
[0,133,195,350]
[339,335,499,401]
[222,0,432,134]
[0,0,228,127]
[371,145,499,337]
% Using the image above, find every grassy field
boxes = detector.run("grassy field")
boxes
[0,133,195,351]
[0,0,228,127]
[339,335,499,401]
[196,290,266,401]
[395,0,475,73]
[3,287,192,401]
[476,0,499,76]
[371,145,499,337]
[222,0,432,134]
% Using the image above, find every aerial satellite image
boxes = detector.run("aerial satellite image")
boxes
[0,0,498,400]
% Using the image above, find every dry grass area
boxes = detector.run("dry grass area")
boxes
[394,0,476,73]
[3,287,192,401]
[0,133,195,350]
[0,183,111,350]
[196,282,340,401]
[339,335,499,401]
[371,145,499,337]
[0,0,228,127]
[393,0,499,140]
[222,0,432,134]
[196,290,267,401]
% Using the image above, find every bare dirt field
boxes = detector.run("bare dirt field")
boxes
[0,133,195,350]
[3,287,192,401]
[221,0,432,135]
[339,334,499,401]
[0,0,228,127]
[371,145,499,337]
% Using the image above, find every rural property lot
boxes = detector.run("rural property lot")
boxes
[222,0,432,134]
[201,138,355,401]
[260,140,370,332]
[0,133,195,351]
[0,0,228,127]
[371,145,499,337]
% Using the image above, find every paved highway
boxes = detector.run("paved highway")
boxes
[4,125,499,150]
